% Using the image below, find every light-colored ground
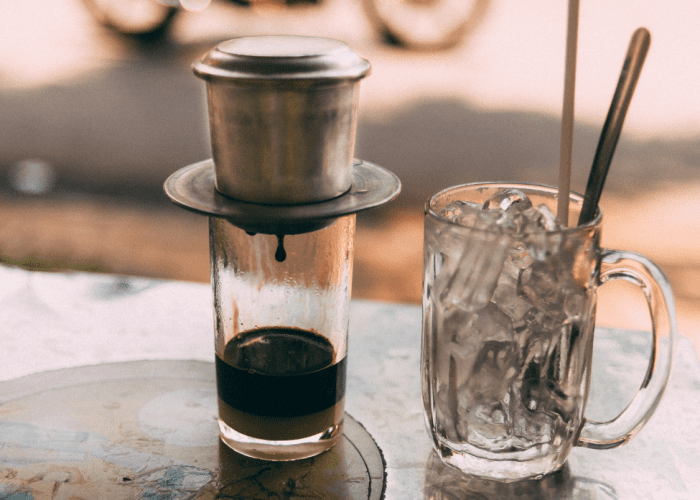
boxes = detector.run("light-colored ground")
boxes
[4,0,700,139]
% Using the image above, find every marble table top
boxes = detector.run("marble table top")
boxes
[1,265,699,499]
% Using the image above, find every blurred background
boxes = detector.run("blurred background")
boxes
[2,0,699,355]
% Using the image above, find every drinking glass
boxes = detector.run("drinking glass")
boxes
[422,183,675,480]
[211,215,355,461]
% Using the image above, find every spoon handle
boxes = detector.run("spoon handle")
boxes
[578,28,651,225]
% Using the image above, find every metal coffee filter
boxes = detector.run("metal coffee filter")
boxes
[193,36,371,205]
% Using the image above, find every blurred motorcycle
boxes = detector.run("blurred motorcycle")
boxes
[81,0,488,50]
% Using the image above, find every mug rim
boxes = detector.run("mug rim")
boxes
[425,182,602,235]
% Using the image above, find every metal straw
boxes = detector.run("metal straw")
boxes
[578,28,651,225]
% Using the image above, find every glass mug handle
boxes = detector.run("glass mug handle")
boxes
[577,249,676,449]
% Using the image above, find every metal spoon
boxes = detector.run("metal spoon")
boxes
[578,27,651,225]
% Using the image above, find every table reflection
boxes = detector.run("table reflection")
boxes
[423,451,617,500]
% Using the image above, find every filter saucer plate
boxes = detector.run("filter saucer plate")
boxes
[164,159,401,235]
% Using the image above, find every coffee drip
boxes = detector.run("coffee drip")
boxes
[244,232,286,263]
[275,235,286,263]
[163,35,401,460]
[165,35,401,259]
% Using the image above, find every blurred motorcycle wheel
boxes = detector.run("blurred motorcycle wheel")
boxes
[362,0,490,51]
[81,0,179,41]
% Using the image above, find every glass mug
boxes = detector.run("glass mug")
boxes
[210,215,355,461]
[421,183,675,481]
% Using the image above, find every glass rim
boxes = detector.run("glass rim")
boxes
[425,182,602,235]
